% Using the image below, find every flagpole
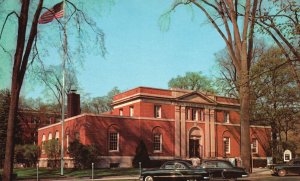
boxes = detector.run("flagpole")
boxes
[61,0,66,176]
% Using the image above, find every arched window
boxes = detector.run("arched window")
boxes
[66,134,69,151]
[55,131,59,140]
[48,132,52,140]
[42,134,46,154]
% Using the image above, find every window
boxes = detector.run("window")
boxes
[199,110,204,121]
[48,132,52,140]
[185,107,190,120]
[154,105,161,118]
[153,134,162,152]
[66,134,69,151]
[192,109,198,121]
[119,109,123,116]
[109,132,119,151]
[224,137,230,154]
[42,134,46,154]
[224,112,230,123]
[252,139,258,153]
[55,131,59,140]
[129,106,134,117]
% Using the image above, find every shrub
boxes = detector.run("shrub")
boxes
[68,140,99,169]
[132,140,150,168]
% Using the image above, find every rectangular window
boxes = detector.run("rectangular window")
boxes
[154,105,161,118]
[153,134,162,152]
[252,139,258,153]
[66,134,69,152]
[185,108,190,120]
[119,109,123,116]
[224,112,230,123]
[224,137,230,154]
[129,106,134,117]
[109,132,119,151]
[192,109,198,121]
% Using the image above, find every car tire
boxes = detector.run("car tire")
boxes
[144,175,154,181]
[278,169,287,177]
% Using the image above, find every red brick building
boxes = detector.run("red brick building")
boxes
[38,87,271,168]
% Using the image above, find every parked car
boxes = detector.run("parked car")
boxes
[271,158,300,176]
[140,160,209,181]
[199,159,248,180]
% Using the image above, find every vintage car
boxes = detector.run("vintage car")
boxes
[199,159,248,180]
[271,158,300,176]
[139,160,209,181]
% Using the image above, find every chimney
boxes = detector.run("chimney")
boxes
[67,89,81,118]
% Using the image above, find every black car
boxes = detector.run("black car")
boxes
[271,158,300,176]
[199,160,248,180]
[140,160,209,181]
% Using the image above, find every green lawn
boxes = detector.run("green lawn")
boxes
[1,167,140,180]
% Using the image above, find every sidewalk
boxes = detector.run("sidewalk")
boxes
[250,167,271,176]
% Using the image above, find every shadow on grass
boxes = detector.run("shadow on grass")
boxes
[3,167,140,180]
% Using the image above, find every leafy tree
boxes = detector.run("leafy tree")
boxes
[44,139,60,168]
[132,140,150,168]
[250,48,300,162]
[68,139,99,169]
[23,144,40,167]
[14,144,40,167]
[168,72,216,93]
[164,0,258,170]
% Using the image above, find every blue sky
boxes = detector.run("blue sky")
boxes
[0,0,225,98]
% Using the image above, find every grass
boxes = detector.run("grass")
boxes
[1,167,140,180]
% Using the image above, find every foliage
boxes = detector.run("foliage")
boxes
[168,72,216,93]
[250,48,300,159]
[81,87,121,114]
[132,140,150,168]
[68,139,99,169]
[44,139,61,168]
[14,144,40,167]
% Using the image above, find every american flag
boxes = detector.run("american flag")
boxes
[38,2,64,24]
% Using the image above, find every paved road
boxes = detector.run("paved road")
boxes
[239,175,300,181]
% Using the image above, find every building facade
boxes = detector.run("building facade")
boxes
[38,87,271,168]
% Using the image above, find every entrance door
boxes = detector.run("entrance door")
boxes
[189,138,200,158]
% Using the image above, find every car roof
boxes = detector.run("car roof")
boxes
[202,159,231,162]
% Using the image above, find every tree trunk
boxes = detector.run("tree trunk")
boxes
[239,53,251,172]
[2,80,21,181]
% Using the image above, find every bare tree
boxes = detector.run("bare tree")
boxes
[0,0,109,179]
[30,64,79,113]
[256,0,300,87]
[164,0,258,171]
